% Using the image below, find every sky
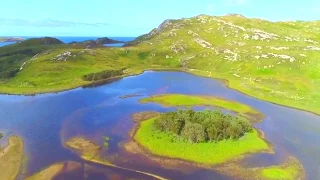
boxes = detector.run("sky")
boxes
[1,0,320,37]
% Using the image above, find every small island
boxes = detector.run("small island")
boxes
[68,37,124,48]
[134,109,270,165]
[131,94,306,179]
[65,137,102,160]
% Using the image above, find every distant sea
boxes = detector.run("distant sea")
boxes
[0,36,136,47]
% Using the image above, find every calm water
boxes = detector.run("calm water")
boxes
[0,71,320,180]
[0,41,16,47]
[104,43,125,47]
[0,37,135,47]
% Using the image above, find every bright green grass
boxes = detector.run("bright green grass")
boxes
[262,165,300,180]
[134,118,270,165]
[140,94,262,120]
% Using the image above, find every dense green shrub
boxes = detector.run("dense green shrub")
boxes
[181,122,207,143]
[153,110,253,143]
[154,112,185,134]
[82,69,124,81]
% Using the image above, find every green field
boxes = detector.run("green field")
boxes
[134,117,270,165]
[140,94,263,121]
[0,14,319,116]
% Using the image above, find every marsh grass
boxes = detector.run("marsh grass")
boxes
[140,94,263,121]
[262,165,301,179]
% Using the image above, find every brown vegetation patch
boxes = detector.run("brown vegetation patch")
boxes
[0,136,24,180]
[131,111,160,123]
[244,112,265,123]
[65,137,101,157]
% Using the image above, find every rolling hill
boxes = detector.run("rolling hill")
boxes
[0,14,319,114]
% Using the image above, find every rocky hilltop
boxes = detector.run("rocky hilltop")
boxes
[128,14,319,113]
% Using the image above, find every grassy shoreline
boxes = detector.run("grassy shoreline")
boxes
[134,117,272,165]
[1,68,318,118]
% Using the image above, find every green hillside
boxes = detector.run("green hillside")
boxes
[0,37,64,79]
[0,14,319,114]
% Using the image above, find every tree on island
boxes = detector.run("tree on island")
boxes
[154,109,253,143]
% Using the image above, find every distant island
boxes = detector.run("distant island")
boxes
[0,37,25,43]
[69,37,124,48]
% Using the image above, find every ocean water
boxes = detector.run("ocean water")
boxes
[0,36,135,47]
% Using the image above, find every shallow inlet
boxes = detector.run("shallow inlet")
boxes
[0,42,16,47]
[103,43,125,47]
[0,71,319,179]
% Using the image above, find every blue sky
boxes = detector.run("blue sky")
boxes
[1,0,320,37]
